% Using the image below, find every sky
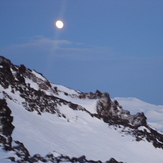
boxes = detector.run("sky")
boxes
[0,0,163,105]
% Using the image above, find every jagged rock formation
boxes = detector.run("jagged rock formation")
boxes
[97,92,147,128]
[0,56,163,163]
[96,92,163,148]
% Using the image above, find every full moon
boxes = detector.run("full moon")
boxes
[55,20,64,29]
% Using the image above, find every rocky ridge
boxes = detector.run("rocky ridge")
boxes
[0,56,163,163]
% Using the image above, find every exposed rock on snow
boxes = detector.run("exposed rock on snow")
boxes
[97,93,147,128]
[0,99,14,151]
[0,56,163,163]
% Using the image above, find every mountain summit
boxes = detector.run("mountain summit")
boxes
[0,56,163,163]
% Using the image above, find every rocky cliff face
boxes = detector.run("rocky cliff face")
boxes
[0,56,163,163]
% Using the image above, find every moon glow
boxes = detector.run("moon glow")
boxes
[55,20,64,29]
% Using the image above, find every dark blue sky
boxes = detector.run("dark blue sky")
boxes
[0,0,163,105]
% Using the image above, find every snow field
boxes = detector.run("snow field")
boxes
[6,97,163,163]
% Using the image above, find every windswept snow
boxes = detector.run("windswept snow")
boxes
[0,149,15,163]
[32,70,46,81]
[51,83,79,96]
[25,78,39,90]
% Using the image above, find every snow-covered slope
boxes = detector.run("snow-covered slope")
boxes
[0,56,163,163]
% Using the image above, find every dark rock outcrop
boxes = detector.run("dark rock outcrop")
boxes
[96,93,147,128]
[0,99,14,150]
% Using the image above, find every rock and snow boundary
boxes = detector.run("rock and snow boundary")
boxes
[0,56,163,163]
